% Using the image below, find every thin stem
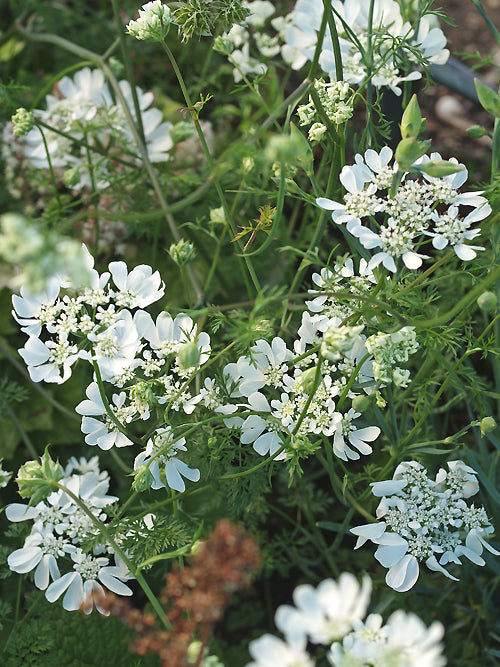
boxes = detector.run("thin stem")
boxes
[5,403,38,458]
[160,40,261,295]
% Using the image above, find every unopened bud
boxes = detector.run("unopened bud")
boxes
[321,324,364,362]
[480,416,496,436]
[132,465,154,492]
[477,291,497,313]
[178,341,201,370]
[352,394,370,412]
[300,367,318,393]
[213,36,234,55]
[16,448,63,504]
[467,124,489,139]
[11,108,35,137]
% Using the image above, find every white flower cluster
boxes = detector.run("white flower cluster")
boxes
[6,456,134,613]
[365,326,418,387]
[2,67,172,197]
[202,258,388,463]
[351,460,499,592]
[126,1,172,42]
[297,79,354,143]
[280,0,449,95]
[13,246,209,491]
[247,572,446,666]
[317,147,491,272]
[222,1,278,82]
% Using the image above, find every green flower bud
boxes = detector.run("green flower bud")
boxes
[178,341,201,370]
[132,464,155,492]
[418,159,465,178]
[477,290,497,313]
[11,108,35,137]
[352,394,370,412]
[375,391,387,408]
[266,132,306,164]
[213,36,234,55]
[16,448,63,505]
[321,324,365,362]
[400,94,423,139]
[395,137,431,170]
[467,124,489,139]
[300,367,318,393]
[169,239,197,266]
[480,416,497,436]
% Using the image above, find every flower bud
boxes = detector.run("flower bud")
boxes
[480,416,497,436]
[418,159,465,178]
[467,124,489,139]
[132,465,155,492]
[300,367,318,393]
[63,166,81,188]
[213,36,234,55]
[0,459,12,489]
[477,290,497,313]
[375,391,387,408]
[400,94,423,139]
[321,324,364,362]
[178,341,201,370]
[11,108,35,137]
[352,394,370,412]
[169,239,196,266]
[16,448,63,504]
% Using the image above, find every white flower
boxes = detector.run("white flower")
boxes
[8,529,69,589]
[247,634,313,667]
[76,381,135,449]
[12,276,62,336]
[275,573,372,646]
[332,409,380,461]
[109,261,165,308]
[133,426,200,492]
[234,337,294,397]
[45,551,133,613]
[316,163,381,232]
[427,204,489,260]
[351,459,498,591]
[18,334,80,384]
[135,311,210,364]
[240,392,286,459]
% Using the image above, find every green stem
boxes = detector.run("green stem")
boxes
[5,403,38,458]
[160,40,261,295]
[34,122,63,212]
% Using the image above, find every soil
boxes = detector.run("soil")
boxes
[420,0,500,178]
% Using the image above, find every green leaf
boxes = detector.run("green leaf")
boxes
[475,79,500,118]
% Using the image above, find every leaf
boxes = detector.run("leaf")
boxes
[475,79,500,118]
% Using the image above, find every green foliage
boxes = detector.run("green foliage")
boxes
[4,595,160,667]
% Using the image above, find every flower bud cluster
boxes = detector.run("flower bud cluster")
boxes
[126,1,172,42]
[351,460,499,592]
[297,79,354,142]
[365,326,419,387]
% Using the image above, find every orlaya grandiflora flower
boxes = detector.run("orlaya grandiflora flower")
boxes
[18,333,81,384]
[351,460,499,592]
[133,426,200,493]
[76,381,136,449]
[45,551,133,613]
